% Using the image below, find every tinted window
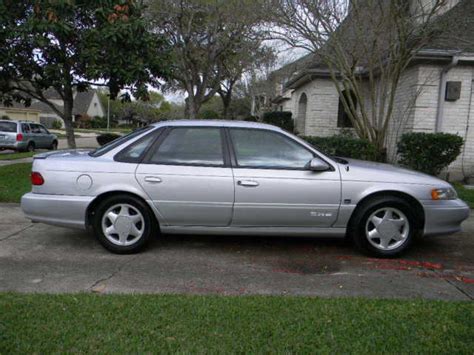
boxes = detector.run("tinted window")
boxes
[89,126,153,157]
[230,129,314,169]
[149,127,224,166]
[38,125,49,134]
[21,124,31,133]
[115,131,158,163]
[30,124,41,133]
[0,122,17,132]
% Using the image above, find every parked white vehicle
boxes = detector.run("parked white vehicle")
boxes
[21,120,469,256]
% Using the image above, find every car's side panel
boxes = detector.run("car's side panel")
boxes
[135,164,235,226]
[231,168,341,227]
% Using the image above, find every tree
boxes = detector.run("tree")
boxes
[217,43,276,119]
[268,0,449,157]
[148,0,266,119]
[0,0,170,148]
[97,89,172,125]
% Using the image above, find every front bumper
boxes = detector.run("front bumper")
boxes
[422,199,470,236]
[21,192,94,230]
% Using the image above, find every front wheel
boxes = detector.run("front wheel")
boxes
[92,195,156,254]
[349,196,417,257]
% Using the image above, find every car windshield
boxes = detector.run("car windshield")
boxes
[89,126,153,157]
[0,121,17,133]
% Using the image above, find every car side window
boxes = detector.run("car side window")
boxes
[149,127,224,166]
[30,124,41,133]
[39,125,49,134]
[114,131,159,163]
[229,128,314,169]
[21,124,30,133]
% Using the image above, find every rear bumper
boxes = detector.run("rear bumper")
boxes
[0,141,25,150]
[21,192,94,230]
[422,199,470,236]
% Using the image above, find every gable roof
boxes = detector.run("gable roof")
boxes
[283,0,474,90]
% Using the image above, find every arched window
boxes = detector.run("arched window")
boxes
[337,90,356,128]
[297,93,307,134]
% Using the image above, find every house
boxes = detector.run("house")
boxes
[262,0,474,181]
[0,89,105,128]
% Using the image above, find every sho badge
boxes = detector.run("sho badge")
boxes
[310,211,333,217]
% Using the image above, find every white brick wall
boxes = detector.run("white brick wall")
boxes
[283,64,474,181]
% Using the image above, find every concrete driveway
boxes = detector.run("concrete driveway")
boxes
[0,204,473,300]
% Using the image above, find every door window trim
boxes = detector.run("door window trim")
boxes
[225,127,335,171]
[114,127,165,164]
[141,126,231,168]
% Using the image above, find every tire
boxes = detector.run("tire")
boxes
[349,196,418,258]
[26,142,35,152]
[49,140,58,150]
[92,194,156,254]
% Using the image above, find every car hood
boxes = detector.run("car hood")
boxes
[340,158,451,187]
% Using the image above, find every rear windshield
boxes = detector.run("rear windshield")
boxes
[0,121,17,132]
[89,126,153,157]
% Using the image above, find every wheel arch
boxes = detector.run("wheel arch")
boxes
[85,190,161,231]
[348,190,425,231]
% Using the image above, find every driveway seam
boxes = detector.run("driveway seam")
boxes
[0,224,34,242]
[88,255,139,292]
[442,277,473,300]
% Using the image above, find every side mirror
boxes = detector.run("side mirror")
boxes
[306,157,330,172]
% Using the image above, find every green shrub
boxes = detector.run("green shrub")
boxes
[90,116,108,129]
[97,133,121,146]
[397,132,463,175]
[51,120,62,129]
[301,135,379,161]
[199,109,220,120]
[1,115,10,120]
[244,115,258,122]
[262,111,294,132]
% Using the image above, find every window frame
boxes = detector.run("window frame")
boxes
[141,126,231,168]
[114,127,164,164]
[226,127,334,171]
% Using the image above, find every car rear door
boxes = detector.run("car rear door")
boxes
[228,128,341,228]
[135,126,234,226]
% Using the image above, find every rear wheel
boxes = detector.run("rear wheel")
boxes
[49,140,58,150]
[349,196,417,257]
[26,142,35,152]
[92,195,156,254]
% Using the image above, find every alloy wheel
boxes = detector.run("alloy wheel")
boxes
[365,207,410,251]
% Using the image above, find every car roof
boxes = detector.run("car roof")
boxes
[151,119,283,131]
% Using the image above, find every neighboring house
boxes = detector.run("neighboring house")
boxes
[262,0,474,181]
[0,104,41,123]
[0,89,105,128]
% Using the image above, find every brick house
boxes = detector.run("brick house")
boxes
[263,0,474,181]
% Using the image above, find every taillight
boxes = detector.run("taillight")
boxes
[16,133,23,142]
[31,172,44,186]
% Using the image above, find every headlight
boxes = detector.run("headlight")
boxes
[431,188,457,200]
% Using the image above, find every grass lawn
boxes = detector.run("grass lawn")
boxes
[454,182,474,208]
[0,151,35,160]
[0,163,31,202]
[0,293,472,353]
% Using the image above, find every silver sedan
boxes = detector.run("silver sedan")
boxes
[21,120,470,257]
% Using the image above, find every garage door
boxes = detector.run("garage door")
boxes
[5,111,40,122]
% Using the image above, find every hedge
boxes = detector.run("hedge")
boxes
[301,135,379,161]
[397,132,463,175]
[262,111,294,132]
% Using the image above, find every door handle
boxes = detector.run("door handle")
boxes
[237,180,259,187]
[144,176,162,184]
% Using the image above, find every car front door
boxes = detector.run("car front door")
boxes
[135,127,234,227]
[30,124,46,148]
[228,128,341,228]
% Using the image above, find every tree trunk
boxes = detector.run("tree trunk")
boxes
[219,90,233,120]
[63,88,76,149]
[184,95,200,119]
